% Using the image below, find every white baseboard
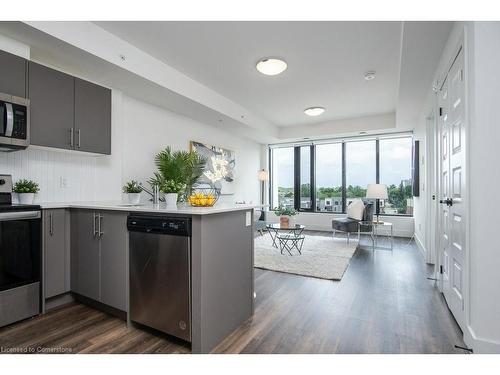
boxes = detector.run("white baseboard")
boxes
[414,233,426,258]
[464,326,500,353]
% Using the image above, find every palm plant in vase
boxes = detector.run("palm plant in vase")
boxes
[149,146,206,206]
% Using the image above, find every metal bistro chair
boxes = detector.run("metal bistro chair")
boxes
[332,202,374,243]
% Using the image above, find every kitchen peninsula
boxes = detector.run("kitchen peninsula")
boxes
[40,202,257,354]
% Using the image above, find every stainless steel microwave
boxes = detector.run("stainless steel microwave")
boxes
[0,92,30,151]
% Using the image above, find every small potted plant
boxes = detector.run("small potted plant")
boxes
[13,179,40,205]
[122,180,143,205]
[159,180,186,207]
[273,205,298,226]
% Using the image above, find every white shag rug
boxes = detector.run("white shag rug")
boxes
[254,234,358,280]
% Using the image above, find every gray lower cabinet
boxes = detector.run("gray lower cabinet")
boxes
[43,209,70,299]
[71,209,100,301]
[0,49,27,98]
[99,211,127,311]
[71,209,127,311]
[74,78,112,155]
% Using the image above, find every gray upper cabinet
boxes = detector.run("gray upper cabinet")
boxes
[29,61,75,150]
[74,78,112,155]
[71,209,100,301]
[43,209,70,299]
[0,49,27,98]
[99,211,127,311]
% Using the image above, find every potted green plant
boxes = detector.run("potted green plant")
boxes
[159,180,186,207]
[273,205,298,226]
[122,180,143,205]
[13,179,40,204]
[149,147,206,206]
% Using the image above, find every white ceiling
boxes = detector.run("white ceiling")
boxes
[0,21,452,143]
[94,21,403,127]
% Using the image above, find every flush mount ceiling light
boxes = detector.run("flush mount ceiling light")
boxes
[304,107,325,117]
[256,58,287,76]
[364,71,376,81]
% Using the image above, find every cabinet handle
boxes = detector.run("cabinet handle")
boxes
[93,212,98,237]
[70,128,74,148]
[49,212,53,236]
[77,129,81,149]
[98,213,103,238]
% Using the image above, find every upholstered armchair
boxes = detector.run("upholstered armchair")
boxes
[332,201,374,243]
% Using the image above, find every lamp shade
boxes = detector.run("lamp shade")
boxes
[366,184,388,199]
[257,169,269,181]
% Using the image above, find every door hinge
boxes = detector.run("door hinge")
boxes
[439,107,443,117]
[440,265,444,274]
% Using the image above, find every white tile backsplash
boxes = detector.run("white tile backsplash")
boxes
[0,147,97,203]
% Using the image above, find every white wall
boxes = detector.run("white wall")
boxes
[465,21,500,353]
[119,95,261,204]
[413,21,500,353]
[265,211,414,237]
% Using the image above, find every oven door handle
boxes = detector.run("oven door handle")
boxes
[0,210,41,221]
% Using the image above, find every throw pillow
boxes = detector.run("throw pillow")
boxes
[347,199,365,221]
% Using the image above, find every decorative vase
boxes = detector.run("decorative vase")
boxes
[280,215,290,226]
[18,193,35,205]
[127,193,141,205]
[165,193,178,207]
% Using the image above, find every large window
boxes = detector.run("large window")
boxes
[315,143,342,212]
[271,147,294,209]
[379,137,413,215]
[345,140,376,206]
[270,135,414,216]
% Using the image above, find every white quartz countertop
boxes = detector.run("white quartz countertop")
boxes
[37,201,263,215]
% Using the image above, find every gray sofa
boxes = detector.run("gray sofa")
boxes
[332,202,374,242]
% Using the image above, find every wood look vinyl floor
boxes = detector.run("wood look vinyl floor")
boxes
[0,233,466,354]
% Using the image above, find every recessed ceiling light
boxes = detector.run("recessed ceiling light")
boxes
[304,107,325,117]
[364,71,376,81]
[256,58,287,76]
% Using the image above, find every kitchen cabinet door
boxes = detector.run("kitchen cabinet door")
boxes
[99,211,127,311]
[70,209,100,301]
[44,209,69,298]
[74,78,111,155]
[29,61,75,149]
[0,49,27,98]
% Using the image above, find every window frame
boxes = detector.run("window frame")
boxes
[269,135,414,217]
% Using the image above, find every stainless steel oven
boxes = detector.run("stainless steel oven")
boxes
[0,92,30,151]
[0,175,41,327]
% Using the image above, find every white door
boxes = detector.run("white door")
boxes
[438,47,466,330]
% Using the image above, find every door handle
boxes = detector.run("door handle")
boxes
[70,128,74,148]
[98,213,103,238]
[77,129,81,149]
[439,198,453,206]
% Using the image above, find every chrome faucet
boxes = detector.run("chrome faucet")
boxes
[140,183,163,204]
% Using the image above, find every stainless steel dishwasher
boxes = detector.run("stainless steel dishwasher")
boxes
[128,215,191,342]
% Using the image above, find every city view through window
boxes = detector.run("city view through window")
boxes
[271,136,414,216]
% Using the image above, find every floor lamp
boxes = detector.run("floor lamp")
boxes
[257,169,269,221]
[366,184,388,224]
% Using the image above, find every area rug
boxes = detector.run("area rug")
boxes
[254,234,358,280]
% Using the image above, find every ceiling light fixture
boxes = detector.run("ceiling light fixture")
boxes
[256,58,287,76]
[364,71,376,81]
[304,107,325,117]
